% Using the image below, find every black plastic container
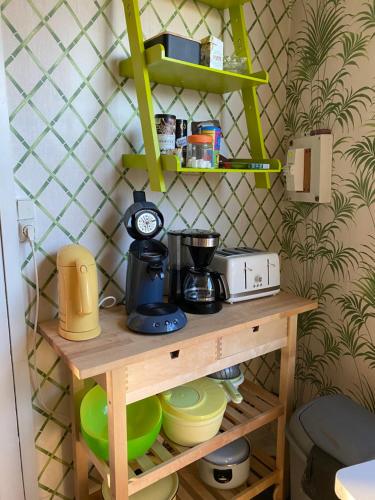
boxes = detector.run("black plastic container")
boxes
[144,32,200,65]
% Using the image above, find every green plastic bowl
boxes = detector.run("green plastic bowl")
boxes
[80,385,162,461]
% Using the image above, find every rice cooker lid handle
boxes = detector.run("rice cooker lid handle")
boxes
[203,437,250,466]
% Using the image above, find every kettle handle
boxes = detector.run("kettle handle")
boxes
[76,259,92,315]
[213,272,230,301]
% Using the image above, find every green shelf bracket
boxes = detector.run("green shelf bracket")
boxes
[230,4,271,189]
[120,0,279,192]
[122,0,165,192]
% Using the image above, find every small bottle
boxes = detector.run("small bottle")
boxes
[186,135,214,169]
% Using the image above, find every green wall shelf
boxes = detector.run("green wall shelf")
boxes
[119,45,268,94]
[123,154,281,173]
[120,0,281,192]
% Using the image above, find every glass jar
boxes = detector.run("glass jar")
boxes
[186,135,214,169]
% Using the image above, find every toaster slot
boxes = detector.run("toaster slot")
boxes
[244,262,247,289]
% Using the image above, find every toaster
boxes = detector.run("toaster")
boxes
[211,247,280,303]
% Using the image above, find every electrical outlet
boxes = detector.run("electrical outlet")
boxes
[17,199,36,242]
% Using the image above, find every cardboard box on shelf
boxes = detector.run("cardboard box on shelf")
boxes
[200,36,223,70]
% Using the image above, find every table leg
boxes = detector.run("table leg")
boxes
[70,373,89,500]
[274,314,297,500]
[106,368,128,499]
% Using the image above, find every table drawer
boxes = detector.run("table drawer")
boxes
[220,318,287,358]
[126,337,217,402]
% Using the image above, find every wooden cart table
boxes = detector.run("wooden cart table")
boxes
[38,292,316,500]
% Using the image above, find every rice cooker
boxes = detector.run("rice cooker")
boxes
[198,437,251,490]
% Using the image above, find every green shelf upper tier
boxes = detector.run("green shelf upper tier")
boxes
[122,154,281,174]
[119,45,268,94]
[197,0,248,8]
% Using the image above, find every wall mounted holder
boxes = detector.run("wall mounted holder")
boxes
[284,133,333,204]
[119,0,281,192]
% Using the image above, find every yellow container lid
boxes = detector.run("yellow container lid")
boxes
[160,378,227,422]
[102,473,178,500]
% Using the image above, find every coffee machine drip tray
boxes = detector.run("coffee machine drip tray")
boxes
[127,302,187,335]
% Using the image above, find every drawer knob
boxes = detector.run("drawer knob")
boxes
[252,325,260,333]
[170,350,180,359]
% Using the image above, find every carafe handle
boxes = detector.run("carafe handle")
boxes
[213,271,230,301]
[76,259,92,315]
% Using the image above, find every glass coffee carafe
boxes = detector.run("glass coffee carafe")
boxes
[183,268,229,314]
[180,230,229,314]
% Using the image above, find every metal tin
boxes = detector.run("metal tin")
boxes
[155,114,176,154]
[175,119,187,147]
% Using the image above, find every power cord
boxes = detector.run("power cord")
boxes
[24,225,69,425]
[99,296,117,308]
[24,227,118,499]
[24,225,118,422]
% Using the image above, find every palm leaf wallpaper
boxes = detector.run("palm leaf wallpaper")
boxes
[284,0,375,408]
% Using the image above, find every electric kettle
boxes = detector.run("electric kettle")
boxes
[57,244,101,341]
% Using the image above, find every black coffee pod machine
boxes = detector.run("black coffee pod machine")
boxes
[124,191,187,334]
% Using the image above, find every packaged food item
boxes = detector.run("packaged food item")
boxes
[199,125,221,167]
[144,32,201,65]
[175,119,188,165]
[155,114,176,154]
[200,35,224,70]
[186,135,214,168]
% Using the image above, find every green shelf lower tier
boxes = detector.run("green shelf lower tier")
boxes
[119,44,268,95]
[122,154,282,174]
[198,0,248,8]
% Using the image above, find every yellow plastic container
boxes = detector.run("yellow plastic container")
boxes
[102,473,178,500]
[160,378,227,446]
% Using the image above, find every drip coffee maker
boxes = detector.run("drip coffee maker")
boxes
[168,229,229,314]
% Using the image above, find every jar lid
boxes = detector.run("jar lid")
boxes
[188,134,213,144]
[155,114,176,119]
[202,437,251,465]
[160,378,227,421]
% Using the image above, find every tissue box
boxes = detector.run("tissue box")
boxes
[200,36,223,70]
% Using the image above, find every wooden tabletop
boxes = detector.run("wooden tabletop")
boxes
[38,292,316,379]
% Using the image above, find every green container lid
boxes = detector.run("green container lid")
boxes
[160,378,227,421]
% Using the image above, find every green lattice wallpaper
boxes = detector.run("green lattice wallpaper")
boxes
[1,0,289,497]
[283,0,375,409]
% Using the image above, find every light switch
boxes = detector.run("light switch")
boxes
[17,199,35,221]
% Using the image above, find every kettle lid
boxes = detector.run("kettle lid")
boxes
[57,244,96,267]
